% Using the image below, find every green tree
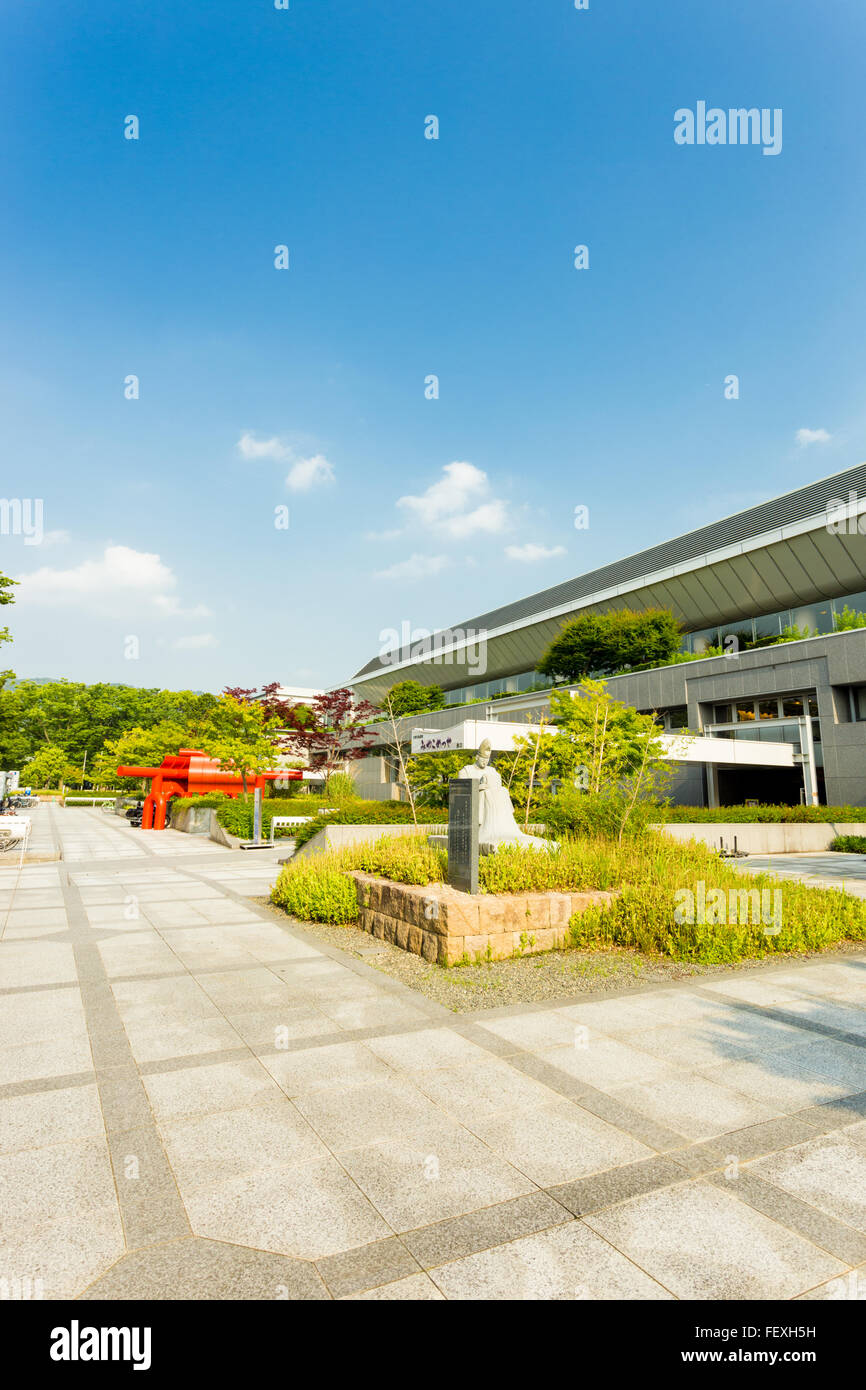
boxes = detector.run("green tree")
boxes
[537,608,681,683]
[534,680,673,841]
[404,750,467,808]
[89,721,194,788]
[197,694,284,793]
[23,742,76,790]
[384,680,446,716]
[0,679,217,769]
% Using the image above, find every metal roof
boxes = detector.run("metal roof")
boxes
[353,462,866,681]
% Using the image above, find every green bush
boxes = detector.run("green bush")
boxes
[539,788,659,840]
[170,793,328,840]
[270,829,866,964]
[830,835,866,853]
[270,860,360,923]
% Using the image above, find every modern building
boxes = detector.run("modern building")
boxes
[348,463,866,806]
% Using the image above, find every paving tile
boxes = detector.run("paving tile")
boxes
[697,1054,853,1111]
[261,1041,395,1097]
[78,1236,330,1300]
[291,1076,443,1150]
[123,1016,245,1065]
[0,1083,104,1154]
[316,1236,421,1298]
[706,1170,866,1266]
[338,1120,536,1231]
[476,1011,584,1051]
[183,1155,392,1260]
[106,1125,190,1248]
[611,1073,782,1142]
[410,1059,562,1127]
[400,1192,571,1268]
[771,1038,866,1092]
[549,1155,689,1217]
[0,1136,119,1239]
[141,1058,284,1122]
[316,996,431,1032]
[747,1132,866,1233]
[365,1027,492,1074]
[467,1097,654,1187]
[537,1038,684,1090]
[0,1204,125,1300]
[160,1096,330,1191]
[342,1271,444,1300]
[585,1180,846,1299]
[0,1033,94,1087]
[430,1221,673,1300]
[0,988,87,1048]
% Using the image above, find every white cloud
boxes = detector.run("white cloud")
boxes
[796,428,832,447]
[237,432,335,492]
[397,461,510,538]
[505,543,567,563]
[153,594,213,619]
[364,527,403,542]
[172,633,219,650]
[374,553,451,582]
[285,453,335,492]
[237,432,290,461]
[18,544,210,619]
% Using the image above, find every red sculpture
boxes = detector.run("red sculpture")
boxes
[116,749,301,830]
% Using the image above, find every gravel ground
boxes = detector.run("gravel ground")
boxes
[254,897,866,1013]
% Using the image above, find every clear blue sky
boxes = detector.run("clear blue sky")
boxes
[2,0,865,693]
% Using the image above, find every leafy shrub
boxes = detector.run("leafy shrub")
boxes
[323,771,359,805]
[270,834,446,920]
[270,860,360,923]
[271,829,866,963]
[830,835,866,853]
[540,788,660,840]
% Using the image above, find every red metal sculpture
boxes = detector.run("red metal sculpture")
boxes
[116,749,301,830]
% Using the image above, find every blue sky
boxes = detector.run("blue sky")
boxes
[2,0,865,694]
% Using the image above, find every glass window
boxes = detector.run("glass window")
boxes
[782,696,804,718]
[792,604,833,636]
[856,688,866,721]
[714,704,732,724]
[753,611,786,640]
[667,706,688,729]
[689,627,719,654]
[758,699,779,719]
[718,621,754,654]
[736,702,756,722]
[808,697,818,718]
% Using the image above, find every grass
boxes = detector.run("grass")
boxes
[270,830,866,964]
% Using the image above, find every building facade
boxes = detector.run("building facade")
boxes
[348,464,866,807]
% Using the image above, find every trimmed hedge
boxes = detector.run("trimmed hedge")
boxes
[291,801,447,849]
[830,835,866,853]
[170,793,328,840]
[662,804,866,824]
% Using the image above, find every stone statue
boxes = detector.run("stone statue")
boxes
[458,739,551,852]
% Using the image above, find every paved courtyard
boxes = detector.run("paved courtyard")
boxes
[2,807,866,1301]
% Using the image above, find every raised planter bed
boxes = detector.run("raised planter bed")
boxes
[349,871,616,966]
